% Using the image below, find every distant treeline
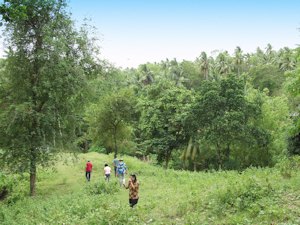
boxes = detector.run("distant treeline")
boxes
[83,44,300,171]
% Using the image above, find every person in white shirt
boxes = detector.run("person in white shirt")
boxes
[104,163,112,182]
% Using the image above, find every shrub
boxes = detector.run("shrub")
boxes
[0,173,27,204]
[213,176,274,214]
[88,146,106,154]
[0,173,10,200]
[88,180,120,195]
[275,156,300,178]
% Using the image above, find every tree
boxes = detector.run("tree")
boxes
[265,43,276,64]
[248,64,285,96]
[188,75,270,169]
[259,93,292,161]
[138,64,154,85]
[215,51,232,76]
[284,50,300,154]
[180,60,199,89]
[158,58,187,86]
[138,79,194,168]
[197,51,210,80]
[180,137,201,171]
[278,47,296,71]
[0,0,97,195]
[86,89,136,158]
[233,46,244,76]
[168,58,185,85]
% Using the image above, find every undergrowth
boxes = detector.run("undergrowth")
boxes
[0,153,300,224]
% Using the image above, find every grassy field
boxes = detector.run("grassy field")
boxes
[1,152,300,224]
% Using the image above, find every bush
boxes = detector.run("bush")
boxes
[88,180,120,195]
[0,175,9,201]
[0,172,28,204]
[275,156,300,178]
[88,146,106,154]
[213,176,274,214]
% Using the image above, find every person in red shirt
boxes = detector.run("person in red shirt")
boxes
[85,160,93,182]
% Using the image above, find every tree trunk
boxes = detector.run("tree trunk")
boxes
[29,30,41,197]
[165,158,169,169]
[216,143,222,170]
[225,144,230,163]
[29,156,36,196]
[113,127,118,158]
[165,149,171,169]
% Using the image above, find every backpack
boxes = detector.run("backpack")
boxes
[117,162,126,175]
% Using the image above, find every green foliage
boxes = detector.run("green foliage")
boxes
[138,79,194,167]
[88,181,120,195]
[1,153,300,224]
[88,146,106,154]
[88,66,128,102]
[180,60,201,88]
[188,75,271,169]
[275,156,300,178]
[285,66,300,99]
[260,94,292,161]
[213,177,274,212]
[0,191,142,225]
[86,88,136,157]
[288,133,300,155]
[0,0,100,195]
[248,64,285,96]
[0,0,298,201]
[0,172,27,204]
[284,56,300,139]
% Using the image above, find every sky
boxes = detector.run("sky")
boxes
[1,0,300,68]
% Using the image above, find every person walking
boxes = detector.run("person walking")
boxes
[124,174,139,208]
[104,163,112,182]
[116,159,127,187]
[85,160,93,182]
[112,157,119,177]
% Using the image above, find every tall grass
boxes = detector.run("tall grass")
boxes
[1,153,300,224]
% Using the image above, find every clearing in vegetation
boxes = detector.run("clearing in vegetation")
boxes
[1,152,300,224]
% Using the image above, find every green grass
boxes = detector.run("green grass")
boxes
[1,153,300,224]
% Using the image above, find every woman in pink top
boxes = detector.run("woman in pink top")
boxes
[104,164,112,182]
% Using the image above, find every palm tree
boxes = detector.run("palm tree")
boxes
[161,58,171,77]
[139,64,154,85]
[265,43,276,64]
[233,46,244,76]
[197,51,209,80]
[161,58,187,86]
[169,58,180,81]
[256,47,265,64]
[215,51,232,75]
[278,47,296,71]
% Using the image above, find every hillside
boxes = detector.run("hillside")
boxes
[1,153,300,225]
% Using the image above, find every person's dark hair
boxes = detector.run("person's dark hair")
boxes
[105,163,108,167]
[131,174,137,183]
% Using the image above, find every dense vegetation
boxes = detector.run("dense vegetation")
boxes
[1,153,300,224]
[0,0,300,224]
[84,42,299,172]
[80,41,300,173]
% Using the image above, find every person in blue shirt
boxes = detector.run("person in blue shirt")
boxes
[116,159,127,186]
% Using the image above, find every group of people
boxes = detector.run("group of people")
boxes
[85,157,139,208]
